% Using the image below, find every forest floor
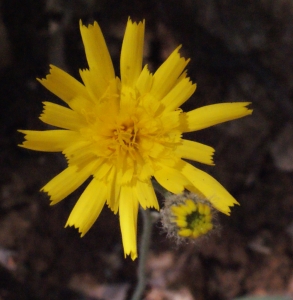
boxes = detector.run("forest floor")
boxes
[1,1,293,299]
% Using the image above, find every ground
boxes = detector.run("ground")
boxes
[1,1,293,300]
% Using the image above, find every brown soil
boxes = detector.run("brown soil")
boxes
[1,1,293,299]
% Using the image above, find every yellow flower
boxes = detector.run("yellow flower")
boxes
[19,18,252,260]
[171,199,213,239]
[160,193,218,243]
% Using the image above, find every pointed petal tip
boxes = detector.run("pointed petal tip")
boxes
[174,44,191,62]
[217,198,240,215]
[127,16,145,26]
[79,19,98,29]
[37,65,55,82]
[141,202,160,211]
[242,102,253,112]
[17,129,26,134]
[65,221,86,237]
[106,203,119,215]
[147,203,160,210]
[124,250,138,260]
[40,188,55,205]
[40,184,64,206]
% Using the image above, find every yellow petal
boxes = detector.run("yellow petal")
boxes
[120,18,145,87]
[134,153,154,182]
[153,154,181,169]
[185,199,197,211]
[42,160,98,204]
[154,165,192,194]
[182,102,253,132]
[205,223,213,231]
[191,229,200,238]
[38,65,92,111]
[174,215,187,222]
[119,85,138,111]
[175,70,187,84]
[181,161,239,215]
[199,226,208,235]
[119,185,139,260]
[40,101,87,130]
[135,180,159,210]
[175,139,215,165]
[135,64,153,95]
[80,71,119,107]
[141,94,161,116]
[65,177,107,236]
[106,166,121,214]
[180,203,194,215]
[159,110,181,130]
[18,130,81,152]
[79,68,103,101]
[178,228,193,237]
[161,77,196,112]
[63,141,96,166]
[171,205,188,217]
[151,46,190,100]
[115,155,134,184]
[94,160,114,180]
[197,203,205,214]
[140,138,166,159]
[80,20,115,97]
[175,219,188,227]
[203,205,211,215]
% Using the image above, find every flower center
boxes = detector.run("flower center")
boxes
[113,117,139,155]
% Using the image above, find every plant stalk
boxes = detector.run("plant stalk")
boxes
[131,208,153,300]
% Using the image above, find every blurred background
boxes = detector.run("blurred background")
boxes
[1,0,293,299]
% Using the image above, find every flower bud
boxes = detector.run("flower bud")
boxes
[160,192,219,244]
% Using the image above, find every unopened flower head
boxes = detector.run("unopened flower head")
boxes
[161,193,219,244]
[18,17,252,260]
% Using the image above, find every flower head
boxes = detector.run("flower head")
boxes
[160,193,218,243]
[172,200,213,238]
[19,18,252,260]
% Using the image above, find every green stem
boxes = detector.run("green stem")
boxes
[131,208,153,300]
